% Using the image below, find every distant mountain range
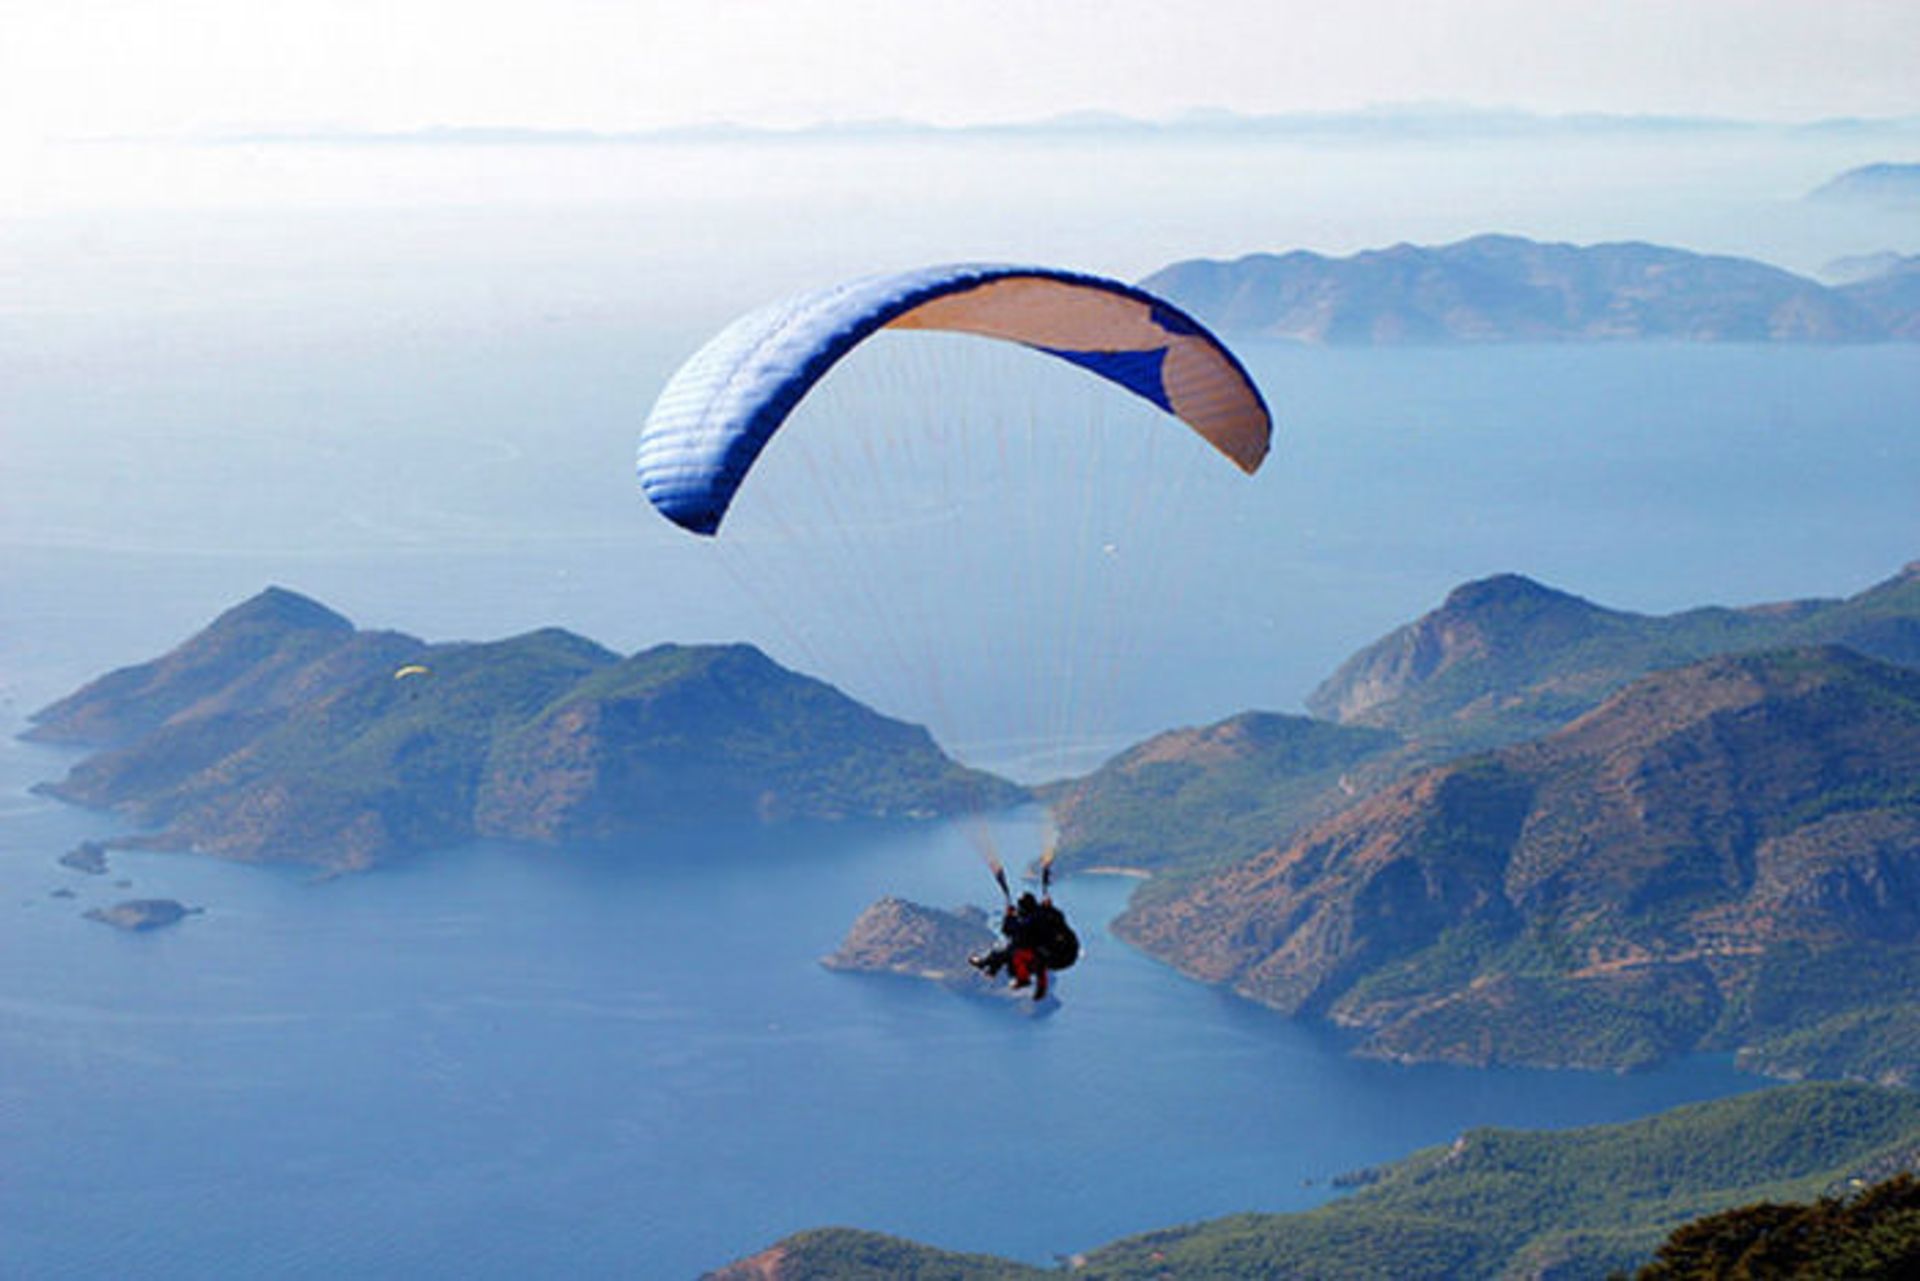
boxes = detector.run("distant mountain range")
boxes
[1141,234,1920,342]
[1810,162,1920,204]
[198,106,1920,148]
[708,1082,1920,1280]
[26,589,1021,873]
[1821,250,1917,284]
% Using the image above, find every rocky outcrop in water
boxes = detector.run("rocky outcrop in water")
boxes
[823,897,1046,1007]
[58,840,109,874]
[84,899,201,931]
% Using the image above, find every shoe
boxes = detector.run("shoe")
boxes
[1010,977,1031,989]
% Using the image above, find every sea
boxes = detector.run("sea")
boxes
[1,127,1916,1276]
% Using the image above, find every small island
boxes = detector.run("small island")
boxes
[58,840,109,874]
[84,899,202,932]
[823,897,1052,1009]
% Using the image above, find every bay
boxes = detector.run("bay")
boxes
[0,729,1760,1278]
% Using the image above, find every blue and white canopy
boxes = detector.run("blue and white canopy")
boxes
[637,263,1272,535]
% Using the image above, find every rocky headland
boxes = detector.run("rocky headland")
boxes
[1039,562,1920,1081]
[1118,646,1920,1077]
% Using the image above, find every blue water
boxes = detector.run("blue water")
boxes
[1,728,1764,1278]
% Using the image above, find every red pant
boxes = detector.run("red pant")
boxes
[1009,948,1049,999]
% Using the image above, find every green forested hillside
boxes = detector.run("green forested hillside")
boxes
[708,1084,1920,1280]
[1046,711,1396,875]
[1630,1172,1920,1279]
[31,591,1023,872]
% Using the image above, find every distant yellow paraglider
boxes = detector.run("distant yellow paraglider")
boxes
[393,664,431,680]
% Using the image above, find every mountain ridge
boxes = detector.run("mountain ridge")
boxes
[1308,562,1920,748]
[1142,234,1918,343]
[1117,645,1920,1077]
[29,590,1024,872]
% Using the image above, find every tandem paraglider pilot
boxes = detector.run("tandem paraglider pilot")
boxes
[971,890,1078,1001]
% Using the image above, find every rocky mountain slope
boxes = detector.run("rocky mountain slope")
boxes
[1141,234,1914,343]
[1116,646,1920,1076]
[29,590,1023,873]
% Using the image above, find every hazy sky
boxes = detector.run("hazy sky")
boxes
[6,0,1917,145]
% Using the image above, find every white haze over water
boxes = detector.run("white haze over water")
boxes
[4,126,1917,759]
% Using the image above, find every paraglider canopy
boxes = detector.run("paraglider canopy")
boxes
[637,263,1271,535]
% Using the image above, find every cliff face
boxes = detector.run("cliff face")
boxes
[1120,647,1920,1075]
[1141,235,1903,344]
[30,592,1023,873]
